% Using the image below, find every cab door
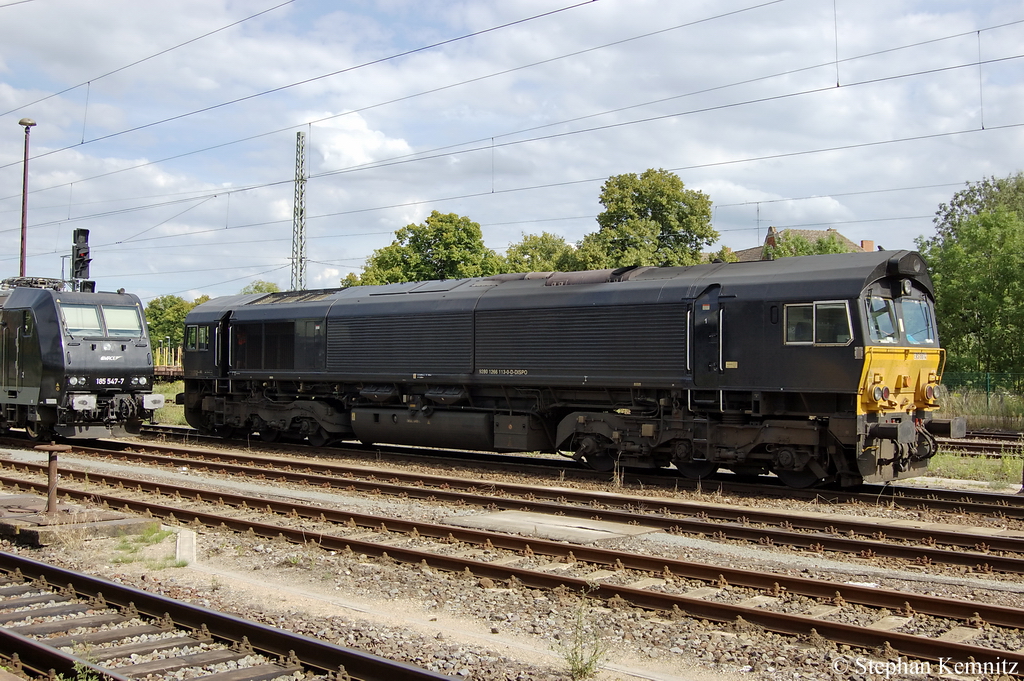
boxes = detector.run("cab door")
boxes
[693,285,723,390]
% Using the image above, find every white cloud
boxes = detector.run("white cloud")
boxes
[0,0,1018,299]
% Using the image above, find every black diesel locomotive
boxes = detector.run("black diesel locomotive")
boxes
[0,278,165,439]
[179,250,964,488]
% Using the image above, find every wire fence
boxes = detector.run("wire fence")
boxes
[943,373,1024,396]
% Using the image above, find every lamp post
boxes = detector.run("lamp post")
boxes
[18,118,36,278]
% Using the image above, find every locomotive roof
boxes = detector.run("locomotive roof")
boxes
[0,286,143,309]
[187,250,931,321]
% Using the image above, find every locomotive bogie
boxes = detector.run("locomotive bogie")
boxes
[180,251,964,488]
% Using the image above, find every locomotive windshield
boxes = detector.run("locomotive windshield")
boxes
[59,303,144,338]
[61,304,103,336]
[901,299,936,345]
[864,296,936,346]
[865,297,898,343]
[102,306,144,337]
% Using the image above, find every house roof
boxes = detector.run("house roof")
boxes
[730,227,866,262]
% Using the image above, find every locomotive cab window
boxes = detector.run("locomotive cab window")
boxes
[900,299,936,345]
[785,301,852,346]
[866,297,898,344]
[101,306,143,338]
[59,304,103,336]
[185,325,210,351]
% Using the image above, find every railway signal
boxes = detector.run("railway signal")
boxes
[71,228,93,291]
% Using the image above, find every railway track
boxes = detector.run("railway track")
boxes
[136,425,1024,517]
[0,551,448,681]
[43,439,1024,565]
[3,449,1024,672]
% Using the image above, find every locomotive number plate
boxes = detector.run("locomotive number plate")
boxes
[96,377,125,386]
[913,353,927,361]
[479,369,529,376]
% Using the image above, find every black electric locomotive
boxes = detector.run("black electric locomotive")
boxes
[0,277,164,439]
[179,250,964,488]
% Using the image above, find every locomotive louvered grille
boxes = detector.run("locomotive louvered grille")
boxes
[326,313,473,374]
[475,303,687,377]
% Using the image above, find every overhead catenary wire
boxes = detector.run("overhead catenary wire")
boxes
[3,4,1019,294]
[0,0,299,119]
[0,0,603,173]
[6,14,1019,211]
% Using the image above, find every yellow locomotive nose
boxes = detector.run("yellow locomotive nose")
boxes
[859,347,944,414]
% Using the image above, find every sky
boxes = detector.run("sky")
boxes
[0,0,1021,302]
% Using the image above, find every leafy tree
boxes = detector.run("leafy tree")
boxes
[569,219,664,270]
[240,280,280,294]
[359,211,503,285]
[578,168,715,268]
[502,232,573,273]
[919,173,1024,373]
[917,209,1024,373]
[144,295,191,348]
[933,172,1024,240]
[763,230,859,259]
[144,294,211,350]
[705,245,738,263]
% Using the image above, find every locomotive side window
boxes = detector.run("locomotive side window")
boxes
[101,306,143,337]
[185,325,210,351]
[815,302,851,344]
[866,297,898,343]
[785,301,852,346]
[901,299,936,345]
[60,304,102,336]
[785,305,813,343]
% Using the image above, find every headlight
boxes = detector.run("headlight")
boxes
[872,386,890,401]
[924,384,936,400]
[130,377,139,385]
[68,376,78,386]
[139,376,147,385]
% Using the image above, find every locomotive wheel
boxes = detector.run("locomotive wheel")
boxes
[580,451,616,472]
[213,426,238,439]
[25,423,53,442]
[259,429,280,443]
[676,460,718,479]
[307,427,330,447]
[773,468,824,489]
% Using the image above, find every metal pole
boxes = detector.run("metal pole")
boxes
[18,118,36,278]
[47,449,58,513]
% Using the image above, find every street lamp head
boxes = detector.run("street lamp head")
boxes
[18,118,36,128]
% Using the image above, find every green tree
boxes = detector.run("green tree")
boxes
[763,230,859,259]
[144,295,191,348]
[705,245,738,263]
[502,232,573,273]
[917,209,1024,373]
[576,168,715,268]
[933,172,1024,240]
[240,280,280,294]
[359,211,503,285]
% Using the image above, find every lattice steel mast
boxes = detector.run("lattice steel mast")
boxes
[290,131,307,291]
